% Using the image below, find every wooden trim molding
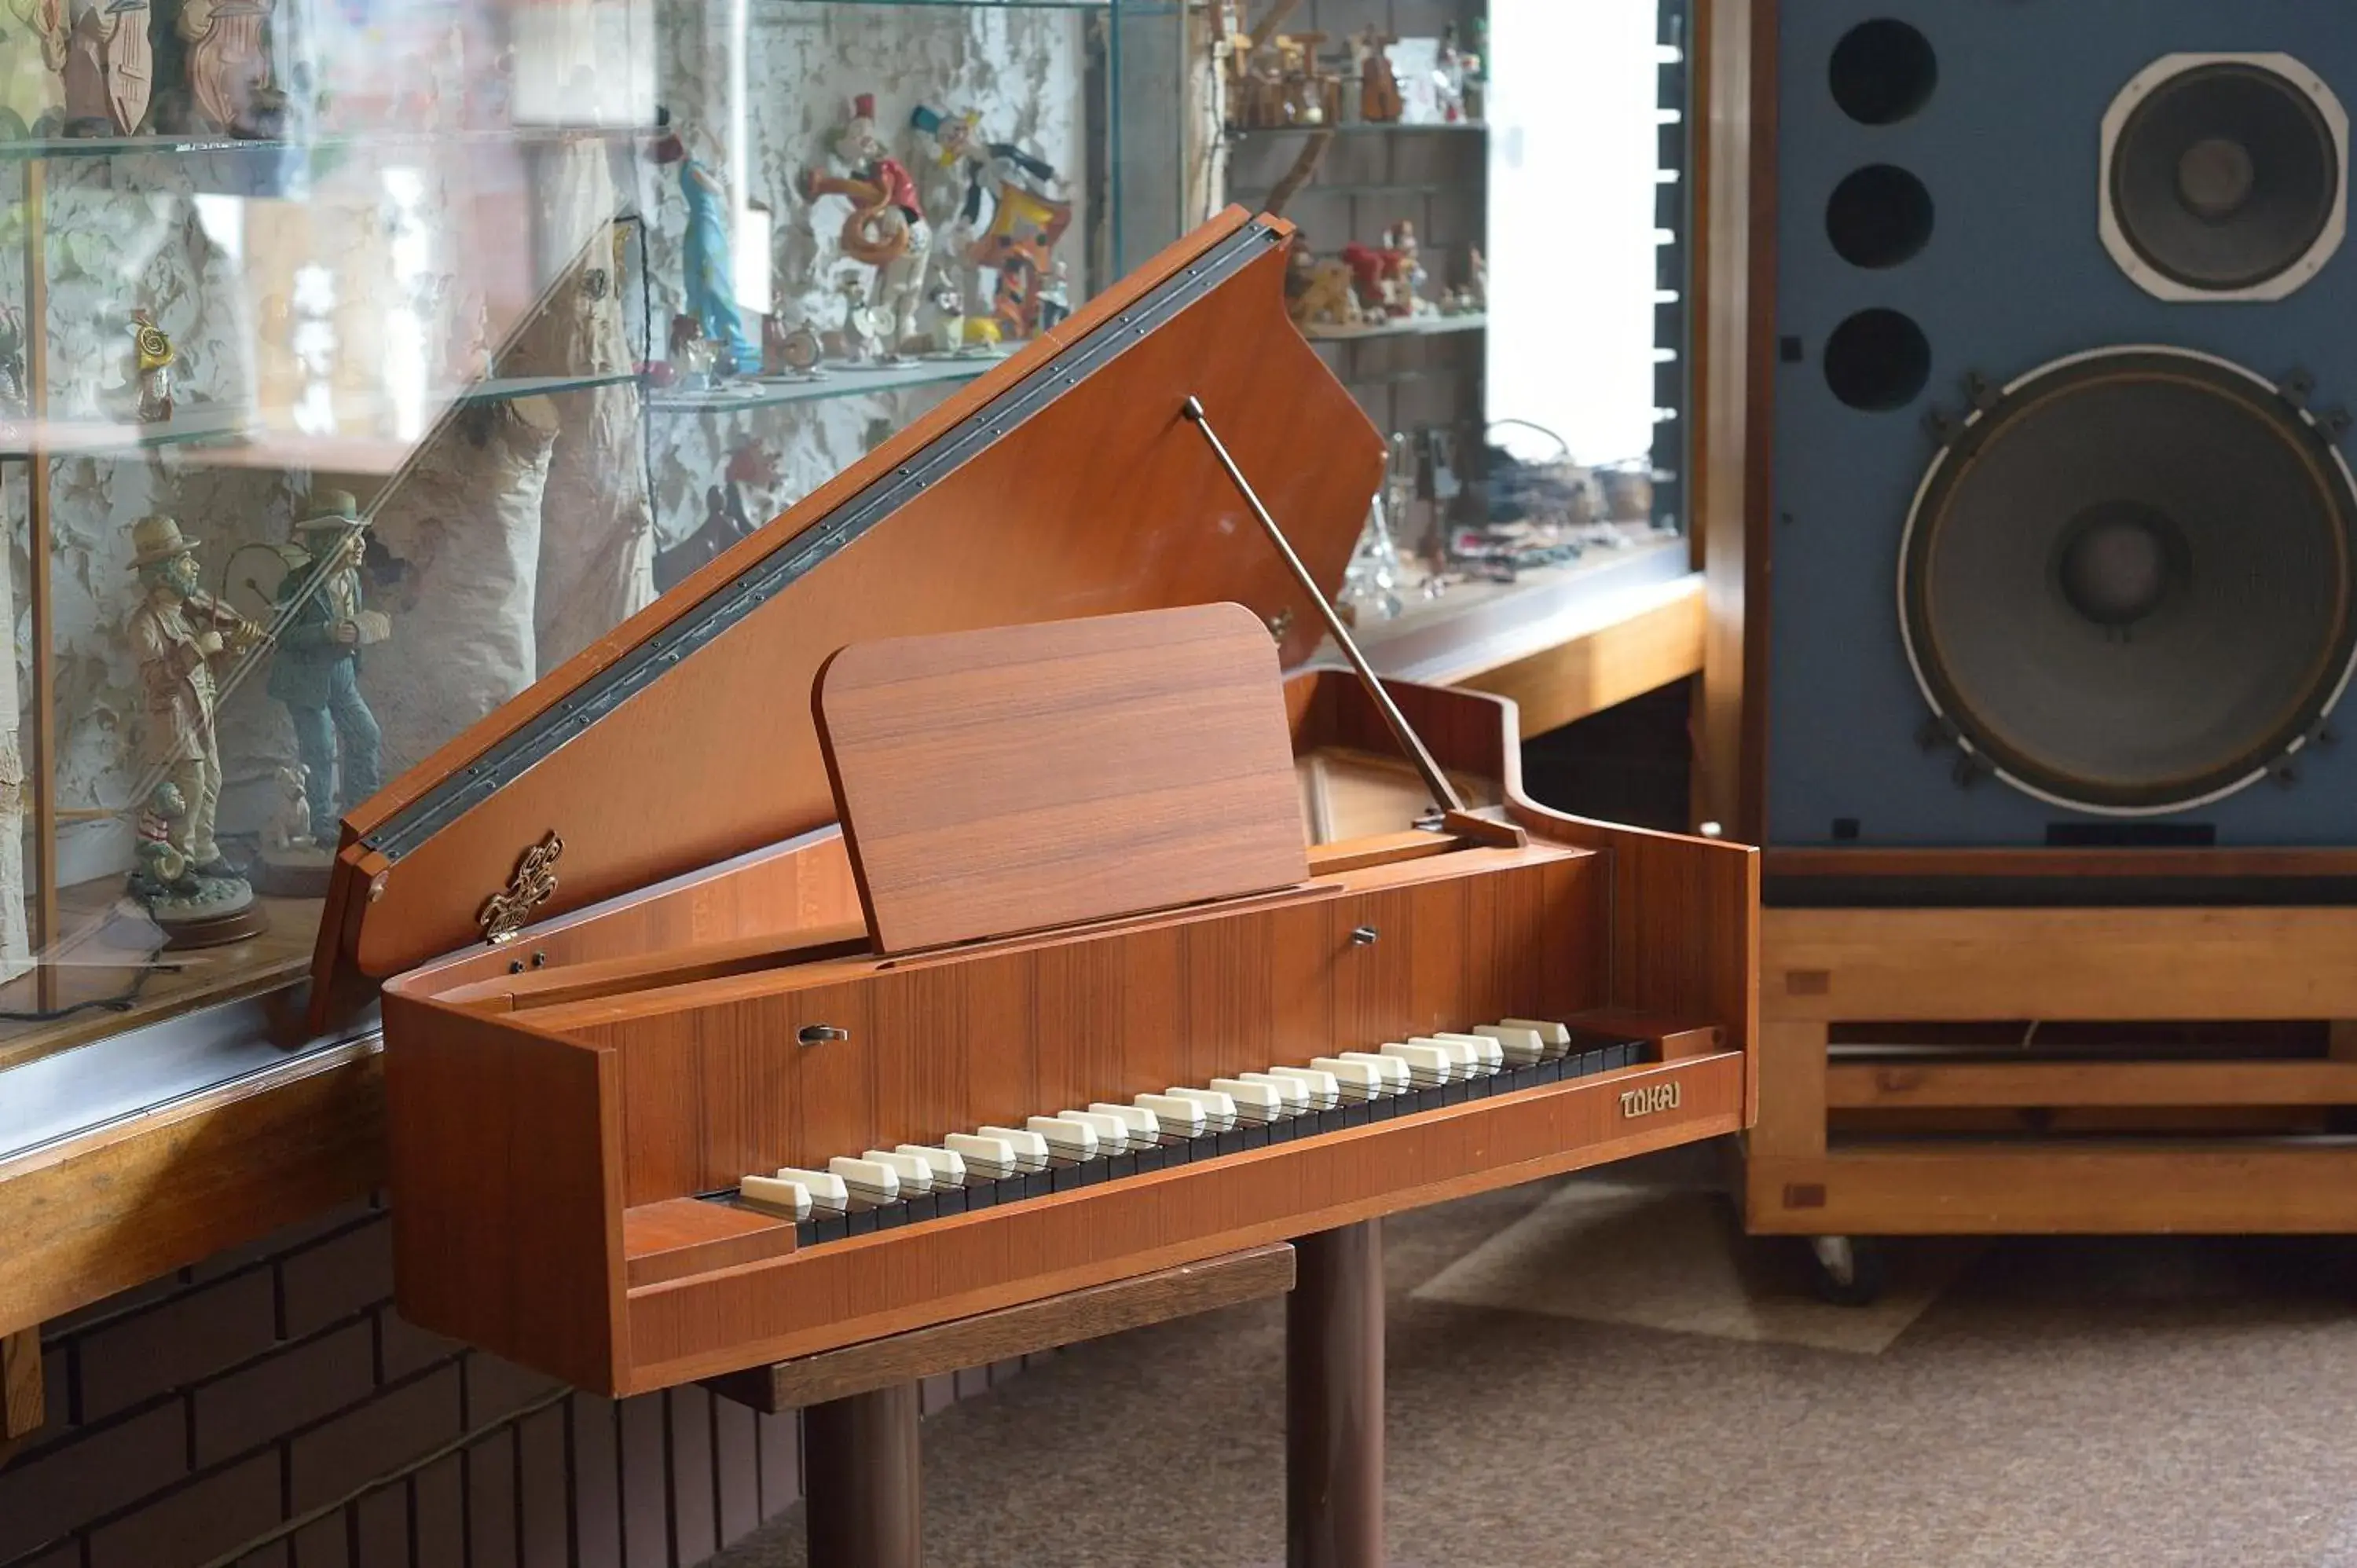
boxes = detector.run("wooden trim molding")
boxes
[0,1044,384,1339]
[2,1327,40,1460]
[1690,0,1778,844]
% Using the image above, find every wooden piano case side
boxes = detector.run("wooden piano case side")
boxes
[1306,671,1760,1113]
[379,989,628,1394]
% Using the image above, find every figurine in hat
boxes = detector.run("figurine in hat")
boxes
[651,110,759,376]
[125,513,262,931]
[266,489,386,849]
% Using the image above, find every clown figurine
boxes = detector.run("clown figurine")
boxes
[804,93,932,357]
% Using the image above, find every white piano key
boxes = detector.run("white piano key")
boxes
[1412,1035,1483,1076]
[772,1167,850,1214]
[977,1126,1053,1171]
[1501,1018,1575,1057]
[945,1132,1018,1179]
[1089,1101,1162,1139]
[896,1143,969,1186]
[1431,1032,1505,1073]
[1026,1115,1100,1160]
[1209,1077,1284,1122]
[1475,1024,1548,1065]
[1060,1108,1132,1152]
[861,1149,935,1196]
[1337,1051,1413,1094]
[1134,1092,1208,1131]
[737,1175,812,1222]
[1165,1087,1240,1128]
[828,1156,900,1205]
[1236,1072,1310,1114]
[1265,1065,1341,1109]
[1311,1057,1382,1101]
[1379,1041,1452,1085]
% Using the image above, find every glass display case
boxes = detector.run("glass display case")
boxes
[0,0,1197,1078]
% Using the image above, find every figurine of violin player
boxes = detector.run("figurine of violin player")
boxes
[124,513,267,943]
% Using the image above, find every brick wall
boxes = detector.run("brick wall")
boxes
[0,1201,1026,1568]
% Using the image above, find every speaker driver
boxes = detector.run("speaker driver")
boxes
[2101,54,2348,301]
[1899,348,2357,815]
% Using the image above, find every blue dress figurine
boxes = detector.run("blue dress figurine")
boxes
[656,116,759,376]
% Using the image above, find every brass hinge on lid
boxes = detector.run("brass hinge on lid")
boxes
[479,831,564,945]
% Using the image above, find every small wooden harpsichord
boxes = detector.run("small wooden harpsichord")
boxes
[315,209,1760,1398]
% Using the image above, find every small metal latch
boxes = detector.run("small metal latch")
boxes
[1265,607,1296,642]
[798,1024,849,1046]
[1350,925,1380,947]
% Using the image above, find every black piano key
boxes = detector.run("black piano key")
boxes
[1314,1106,1346,1137]
[1025,1171,1058,1200]
[795,1220,819,1247]
[962,1181,995,1212]
[873,1203,907,1231]
[1106,1152,1138,1181]
[1215,1129,1248,1158]
[903,1194,938,1225]
[845,1209,878,1238]
[1578,1048,1609,1077]
[1443,1080,1472,1108]
[812,1214,849,1245]
[933,1187,967,1218]
[1467,1074,1493,1100]
[1240,1123,1270,1151]
[1342,1101,1372,1130]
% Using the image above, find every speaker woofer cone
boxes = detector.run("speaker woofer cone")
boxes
[1898,348,2357,815]
[2101,54,2349,301]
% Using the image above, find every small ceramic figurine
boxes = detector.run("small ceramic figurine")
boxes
[265,489,386,851]
[761,313,823,379]
[128,309,173,421]
[834,273,885,363]
[61,0,150,136]
[1288,247,1363,331]
[1434,24,1468,123]
[963,182,1072,342]
[669,312,717,389]
[651,112,758,376]
[1036,258,1072,333]
[925,283,966,357]
[176,0,269,134]
[805,94,931,357]
[259,764,310,855]
[1354,26,1402,123]
[124,513,266,943]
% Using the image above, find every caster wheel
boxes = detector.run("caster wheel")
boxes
[1806,1234,1887,1306]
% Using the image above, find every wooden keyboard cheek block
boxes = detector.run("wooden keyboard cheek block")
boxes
[629,1053,1741,1390]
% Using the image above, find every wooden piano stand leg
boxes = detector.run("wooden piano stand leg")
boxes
[1288,1219,1385,1568]
[803,1381,922,1568]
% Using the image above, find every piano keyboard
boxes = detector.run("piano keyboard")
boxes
[726,1017,1648,1246]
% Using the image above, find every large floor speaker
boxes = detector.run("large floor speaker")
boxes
[1771,3,2357,864]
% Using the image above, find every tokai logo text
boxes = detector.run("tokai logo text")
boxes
[1619,1082,1681,1119]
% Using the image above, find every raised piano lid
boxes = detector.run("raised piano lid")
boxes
[312,208,1385,1004]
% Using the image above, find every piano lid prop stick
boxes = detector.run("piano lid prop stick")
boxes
[1180,395,1468,820]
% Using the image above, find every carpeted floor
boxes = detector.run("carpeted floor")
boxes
[711,1145,2357,1568]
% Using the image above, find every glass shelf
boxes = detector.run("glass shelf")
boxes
[0,124,656,166]
[1222,180,1457,198]
[1226,121,1488,141]
[0,374,640,463]
[647,357,1003,415]
[1305,313,1487,343]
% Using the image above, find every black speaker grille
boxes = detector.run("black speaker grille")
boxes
[2109,60,2342,294]
[1900,350,2357,813]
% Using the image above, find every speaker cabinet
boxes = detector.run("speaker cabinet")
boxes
[1768,2,2357,867]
